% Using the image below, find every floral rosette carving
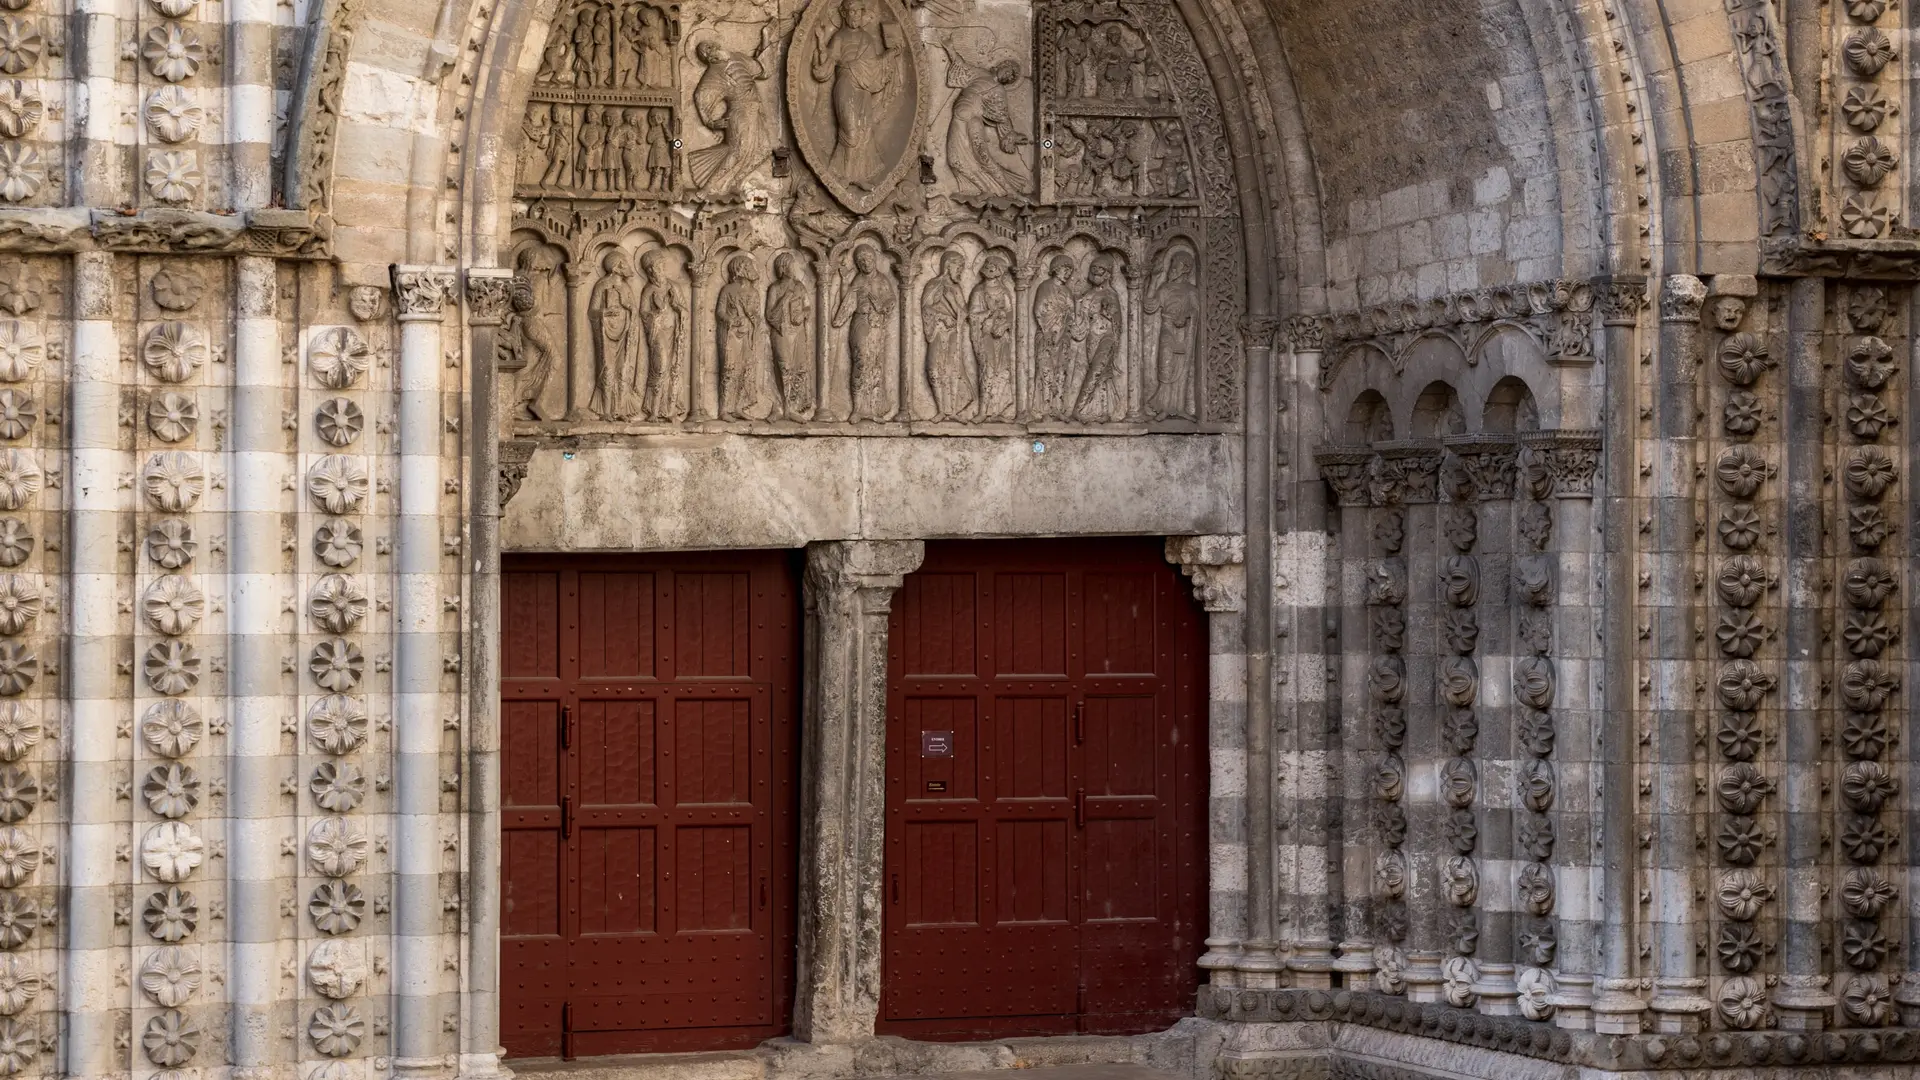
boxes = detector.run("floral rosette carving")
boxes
[0,453,35,515]
[0,643,31,698]
[143,640,200,696]
[1844,446,1899,500]
[142,575,204,636]
[0,392,33,442]
[0,827,37,889]
[148,391,198,443]
[1512,656,1555,709]
[307,939,368,1000]
[140,821,204,883]
[142,700,202,758]
[306,816,368,878]
[1718,332,1773,385]
[310,761,366,813]
[315,397,364,447]
[141,322,207,383]
[143,762,200,819]
[308,694,369,755]
[309,638,364,693]
[1844,867,1897,917]
[0,324,36,384]
[0,521,29,570]
[142,886,196,942]
[142,1009,199,1067]
[315,519,363,569]
[0,576,36,638]
[146,518,196,569]
[1715,445,1769,498]
[1844,973,1893,1026]
[1436,656,1477,708]
[1440,956,1479,1007]
[1717,868,1774,921]
[1718,975,1770,1029]
[309,1003,364,1057]
[139,945,201,1007]
[1848,336,1897,388]
[309,574,368,634]
[0,955,38,1016]
[308,455,370,515]
[309,880,365,935]
[0,715,25,769]
[143,451,204,513]
[309,327,371,388]
[1716,660,1777,711]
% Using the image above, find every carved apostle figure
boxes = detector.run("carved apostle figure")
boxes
[588,250,641,420]
[520,105,555,188]
[922,251,972,420]
[610,107,644,190]
[1145,249,1197,418]
[1031,255,1077,419]
[510,250,564,420]
[833,243,896,421]
[967,250,1016,421]
[1072,259,1122,421]
[638,249,688,420]
[646,109,674,189]
[765,252,815,419]
[578,104,610,191]
[945,59,1029,198]
[538,105,577,188]
[689,27,774,193]
[717,255,775,421]
[810,0,904,191]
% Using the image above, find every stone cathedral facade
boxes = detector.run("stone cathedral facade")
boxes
[0,0,1917,1074]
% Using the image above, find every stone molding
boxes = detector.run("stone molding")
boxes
[1316,431,1599,505]
[794,539,925,1044]
[0,207,331,256]
[1310,278,1599,389]
[1165,534,1247,612]
[1197,987,1920,1070]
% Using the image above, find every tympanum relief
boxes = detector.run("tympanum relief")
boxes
[507,0,1243,432]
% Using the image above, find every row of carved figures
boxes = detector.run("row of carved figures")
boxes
[504,240,1203,425]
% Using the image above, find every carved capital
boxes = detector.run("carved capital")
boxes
[390,265,458,321]
[1239,317,1282,351]
[498,441,536,509]
[1377,442,1441,504]
[1314,446,1375,507]
[1286,315,1326,353]
[804,540,927,604]
[1441,434,1518,501]
[1596,277,1649,325]
[1165,535,1247,612]
[1659,274,1708,323]
[465,268,515,327]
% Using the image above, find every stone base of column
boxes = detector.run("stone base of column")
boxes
[1237,940,1287,989]
[1288,940,1336,989]
[1403,952,1445,1004]
[1590,977,1648,1035]
[393,1055,458,1080]
[1331,941,1377,987]
[1548,973,1596,1030]
[1200,938,1244,986]
[1646,977,1711,1033]
[1773,974,1837,1031]
[1471,962,1520,1016]
[456,1053,513,1080]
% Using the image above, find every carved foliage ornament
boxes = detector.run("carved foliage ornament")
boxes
[1717,710,1760,761]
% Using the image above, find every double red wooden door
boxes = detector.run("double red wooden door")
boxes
[879,538,1206,1039]
[499,553,798,1058]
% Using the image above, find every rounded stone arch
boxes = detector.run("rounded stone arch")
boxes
[1389,332,1473,432]
[1482,374,1540,434]
[1341,388,1394,443]
[1408,380,1466,440]
[1320,342,1399,438]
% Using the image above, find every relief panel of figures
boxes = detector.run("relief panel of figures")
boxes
[505,0,1242,430]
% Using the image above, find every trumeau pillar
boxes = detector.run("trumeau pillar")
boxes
[1165,535,1249,986]
[793,540,924,1044]
[390,266,460,1080]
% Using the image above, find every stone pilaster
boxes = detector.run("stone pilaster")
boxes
[793,539,924,1044]
[1167,535,1252,984]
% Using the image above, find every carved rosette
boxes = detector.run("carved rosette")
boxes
[1514,464,1558,997]
[1363,483,1411,975]
[1832,0,1903,237]
[1435,491,1479,984]
[1700,278,1783,1029]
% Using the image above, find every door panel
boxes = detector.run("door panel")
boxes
[501,552,798,1059]
[880,538,1205,1039]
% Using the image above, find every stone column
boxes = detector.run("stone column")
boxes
[66,250,123,1080]
[389,265,459,1079]
[1166,535,1248,985]
[792,539,924,1044]
[458,269,511,1080]
[1590,278,1648,1035]
[227,254,287,1078]
[1239,319,1286,989]
[1772,275,1840,1030]
[1644,274,1711,1034]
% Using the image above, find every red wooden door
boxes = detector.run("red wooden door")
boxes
[879,538,1206,1039]
[500,553,798,1058]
